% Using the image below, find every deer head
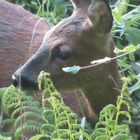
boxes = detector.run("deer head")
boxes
[12,0,120,115]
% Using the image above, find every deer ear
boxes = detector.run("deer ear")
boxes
[88,0,113,33]
[70,0,91,9]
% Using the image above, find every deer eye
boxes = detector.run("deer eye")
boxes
[56,50,71,60]
[52,45,71,60]
[52,45,72,61]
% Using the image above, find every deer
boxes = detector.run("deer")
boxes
[0,0,121,123]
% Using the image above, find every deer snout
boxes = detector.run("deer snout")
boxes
[12,74,18,87]
[12,73,38,89]
[12,50,50,89]
[11,74,37,89]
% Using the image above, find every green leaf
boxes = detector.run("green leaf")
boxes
[73,131,90,140]
[113,8,123,24]
[41,124,55,134]
[29,134,49,140]
[51,129,71,139]
[14,111,43,127]
[117,59,130,68]
[0,134,11,140]
[96,136,109,140]
[129,81,140,94]
[131,62,140,74]
[125,27,140,45]
[112,134,132,140]
[42,110,55,124]
[62,66,81,74]
[15,120,42,137]
[114,47,123,54]
[115,124,130,134]
[123,45,139,52]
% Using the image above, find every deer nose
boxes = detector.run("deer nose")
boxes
[11,74,37,89]
[12,74,18,87]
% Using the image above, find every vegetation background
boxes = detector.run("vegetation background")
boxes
[0,0,140,139]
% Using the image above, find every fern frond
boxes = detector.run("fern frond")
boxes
[0,85,44,139]
[14,111,43,127]
[1,118,15,127]
[91,77,132,139]
[29,134,49,140]
[35,71,90,140]
[11,106,42,119]
[15,120,43,137]
[20,100,40,107]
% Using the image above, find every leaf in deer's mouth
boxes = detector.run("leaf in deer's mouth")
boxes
[62,65,81,74]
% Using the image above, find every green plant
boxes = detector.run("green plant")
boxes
[0,86,44,139]
[90,77,133,140]
[30,71,91,140]
[37,0,72,24]
[0,72,136,139]
[28,71,135,140]
[111,1,140,137]
[0,134,11,140]
[112,0,140,45]
[10,0,72,24]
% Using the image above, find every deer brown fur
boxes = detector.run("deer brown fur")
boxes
[0,0,121,122]
[0,0,52,86]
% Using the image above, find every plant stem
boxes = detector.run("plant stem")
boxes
[80,49,137,71]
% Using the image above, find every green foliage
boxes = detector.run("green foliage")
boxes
[31,71,91,140]
[26,72,133,140]
[0,73,135,139]
[112,0,140,45]
[38,0,71,24]
[111,1,140,138]
[9,0,40,13]
[0,86,44,138]
[91,77,132,140]
[0,134,11,140]
[10,0,72,24]
[114,46,138,76]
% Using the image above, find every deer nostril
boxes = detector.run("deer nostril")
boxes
[12,75,18,87]
[12,74,37,89]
